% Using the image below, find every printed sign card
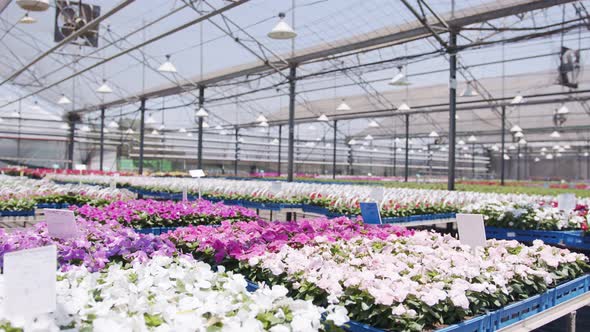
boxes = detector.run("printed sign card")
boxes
[360,202,382,225]
[4,245,57,320]
[456,214,487,248]
[557,193,576,211]
[270,181,282,194]
[189,169,205,178]
[45,209,79,239]
[369,187,384,203]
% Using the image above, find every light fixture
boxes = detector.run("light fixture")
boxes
[10,110,20,118]
[553,145,560,150]
[336,100,351,111]
[259,121,269,127]
[564,144,571,149]
[178,128,187,133]
[271,138,279,145]
[57,94,71,105]
[219,130,228,135]
[107,120,119,129]
[145,114,157,125]
[518,138,527,145]
[458,139,465,145]
[187,132,193,137]
[16,0,50,11]
[195,107,208,118]
[467,135,477,142]
[541,147,547,152]
[202,122,209,128]
[238,137,244,143]
[125,128,134,134]
[80,125,91,132]
[503,154,510,160]
[534,157,540,162]
[440,146,448,152]
[317,114,329,122]
[359,146,365,151]
[510,94,524,104]
[256,114,268,123]
[462,146,469,151]
[556,153,563,157]
[428,131,439,138]
[151,129,159,135]
[508,144,516,150]
[541,151,546,156]
[388,66,410,86]
[348,139,357,145]
[396,147,403,152]
[60,123,70,130]
[365,134,373,140]
[368,120,379,128]
[514,131,524,138]
[546,154,554,160]
[96,79,113,94]
[19,13,36,24]
[268,12,297,40]
[584,152,589,157]
[550,131,561,138]
[104,128,109,133]
[558,147,565,153]
[157,55,177,73]
[510,125,522,132]
[557,104,569,114]
[460,82,478,97]
[491,145,499,151]
[214,125,223,130]
[397,102,410,111]
[158,124,166,131]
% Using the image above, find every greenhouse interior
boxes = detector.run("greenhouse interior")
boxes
[2,0,590,331]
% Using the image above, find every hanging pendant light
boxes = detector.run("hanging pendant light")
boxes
[16,0,49,11]
[96,79,113,94]
[467,135,477,142]
[458,139,465,145]
[30,100,43,112]
[491,145,499,151]
[564,144,571,149]
[460,82,478,97]
[259,121,269,127]
[267,13,297,40]
[195,107,208,118]
[368,120,380,128]
[80,125,90,132]
[336,99,351,111]
[145,113,157,125]
[157,55,177,73]
[348,139,357,145]
[202,122,209,128]
[534,157,540,162]
[256,114,268,123]
[214,125,223,130]
[10,110,19,118]
[187,132,193,137]
[365,134,373,140]
[60,123,70,130]
[550,131,561,138]
[508,144,516,150]
[514,131,524,138]
[584,152,589,157]
[557,104,569,114]
[397,102,410,111]
[158,124,166,131]
[108,120,119,129]
[151,129,159,135]
[125,128,135,134]
[317,114,329,122]
[428,131,439,137]
[541,147,547,152]
[503,154,510,160]
[57,94,71,105]
[19,13,37,24]
[546,153,554,160]
[510,125,522,133]
[510,94,524,104]
[518,138,527,145]
[220,130,228,135]
[388,66,410,86]
[178,128,187,133]
[103,128,109,133]
[271,138,279,145]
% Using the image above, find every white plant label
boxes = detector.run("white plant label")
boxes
[270,182,282,194]
[557,193,576,211]
[45,209,79,239]
[189,169,205,178]
[456,214,487,249]
[182,186,188,201]
[370,187,384,203]
[74,164,87,171]
[4,245,57,320]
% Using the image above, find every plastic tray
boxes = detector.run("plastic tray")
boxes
[0,210,35,217]
[485,227,590,249]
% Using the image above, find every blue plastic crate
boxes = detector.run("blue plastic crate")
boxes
[302,204,331,215]
[485,227,590,249]
[0,210,35,217]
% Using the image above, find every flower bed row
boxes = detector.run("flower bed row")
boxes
[0,175,135,213]
[165,219,590,331]
[47,174,589,233]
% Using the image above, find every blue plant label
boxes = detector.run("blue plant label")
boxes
[360,202,382,225]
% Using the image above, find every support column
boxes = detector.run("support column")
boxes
[332,120,337,179]
[278,125,282,176]
[287,65,297,182]
[393,140,397,177]
[500,105,506,185]
[197,86,205,170]
[67,114,76,170]
[234,127,239,176]
[447,30,457,191]
[517,144,521,181]
[138,98,146,175]
[99,107,105,171]
[404,114,410,182]
[472,143,475,179]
